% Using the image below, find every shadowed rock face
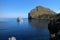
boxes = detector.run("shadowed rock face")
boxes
[48,18,60,40]
[48,20,57,34]
[48,18,60,34]
[28,6,56,19]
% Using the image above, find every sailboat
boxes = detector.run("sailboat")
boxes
[17,17,23,23]
[8,36,16,40]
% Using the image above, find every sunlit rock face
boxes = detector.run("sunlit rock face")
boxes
[28,6,56,19]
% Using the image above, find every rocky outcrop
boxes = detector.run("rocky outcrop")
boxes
[28,6,57,19]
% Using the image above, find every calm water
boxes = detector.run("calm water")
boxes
[0,18,50,40]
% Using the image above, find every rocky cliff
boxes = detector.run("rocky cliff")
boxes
[28,6,57,19]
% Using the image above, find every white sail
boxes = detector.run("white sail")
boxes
[8,36,16,40]
[11,37,16,40]
[17,17,23,24]
[8,37,11,40]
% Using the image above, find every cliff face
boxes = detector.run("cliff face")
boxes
[28,6,57,19]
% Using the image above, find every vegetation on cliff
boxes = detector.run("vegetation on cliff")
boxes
[56,13,60,18]
[28,6,57,19]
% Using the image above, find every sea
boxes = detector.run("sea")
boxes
[0,18,50,40]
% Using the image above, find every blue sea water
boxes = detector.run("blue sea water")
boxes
[0,18,50,40]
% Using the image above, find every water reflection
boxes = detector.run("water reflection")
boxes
[28,19,50,40]
[28,19,49,30]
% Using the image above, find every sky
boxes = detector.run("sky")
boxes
[0,0,60,18]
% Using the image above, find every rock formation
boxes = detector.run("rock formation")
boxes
[28,6,57,19]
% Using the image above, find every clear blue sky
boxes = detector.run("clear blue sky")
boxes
[0,0,60,18]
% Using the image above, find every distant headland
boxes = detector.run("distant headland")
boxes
[28,6,60,19]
